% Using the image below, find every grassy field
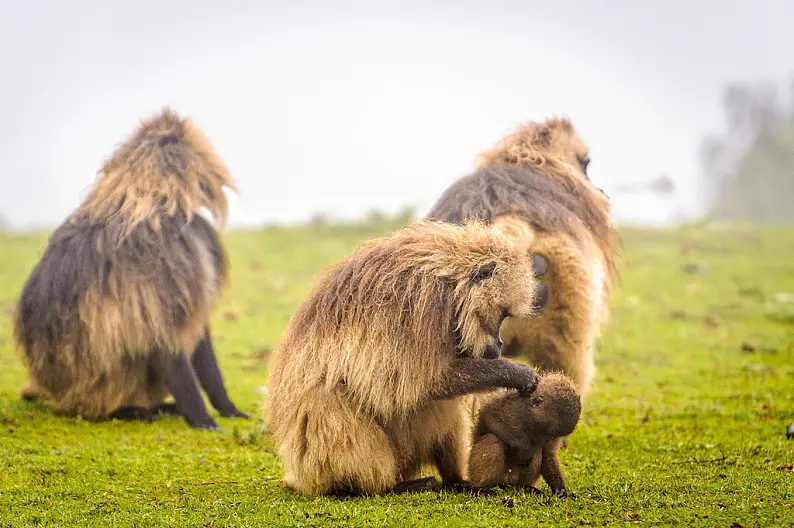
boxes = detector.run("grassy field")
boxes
[0,218,792,527]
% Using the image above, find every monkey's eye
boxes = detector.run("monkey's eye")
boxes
[531,395,545,407]
[578,155,591,178]
[470,261,497,283]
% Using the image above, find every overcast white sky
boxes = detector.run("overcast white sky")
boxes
[0,0,792,229]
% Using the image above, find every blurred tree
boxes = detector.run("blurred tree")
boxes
[701,79,794,224]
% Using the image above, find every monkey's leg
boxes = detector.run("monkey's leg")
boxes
[157,350,220,431]
[190,329,250,419]
[468,434,511,489]
[432,433,470,491]
[432,358,539,400]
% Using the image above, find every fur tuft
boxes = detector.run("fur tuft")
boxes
[80,108,236,233]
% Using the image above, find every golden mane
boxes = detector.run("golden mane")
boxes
[474,117,617,280]
[78,108,237,232]
[476,118,580,175]
[476,118,608,209]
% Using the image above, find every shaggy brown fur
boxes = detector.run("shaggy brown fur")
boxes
[14,108,249,430]
[266,220,545,496]
[427,117,620,399]
[468,372,581,497]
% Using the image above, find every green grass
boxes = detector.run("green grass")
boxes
[0,219,792,527]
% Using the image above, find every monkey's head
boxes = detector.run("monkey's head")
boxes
[302,220,544,367]
[446,221,542,358]
[475,117,608,205]
[521,372,581,439]
[82,108,237,229]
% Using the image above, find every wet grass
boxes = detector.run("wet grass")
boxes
[0,219,792,527]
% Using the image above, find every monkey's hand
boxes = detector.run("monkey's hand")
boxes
[512,364,539,394]
[552,486,574,498]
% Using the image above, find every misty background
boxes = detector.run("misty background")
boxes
[1,0,792,231]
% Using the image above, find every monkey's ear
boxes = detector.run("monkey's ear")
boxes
[471,261,497,283]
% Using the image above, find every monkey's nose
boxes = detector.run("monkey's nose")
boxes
[532,282,549,313]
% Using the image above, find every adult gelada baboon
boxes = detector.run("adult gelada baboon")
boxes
[266,220,546,496]
[15,108,249,430]
[427,118,619,400]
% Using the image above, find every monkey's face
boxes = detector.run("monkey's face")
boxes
[457,255,540,358]
[530,120,609,203]
[552,128,611,204]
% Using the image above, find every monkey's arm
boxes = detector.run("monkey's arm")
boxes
[478,411,536,463]
[540,438,569,498]
[157,350,220,431]
[431,357,538,400]
[191,329,250,419]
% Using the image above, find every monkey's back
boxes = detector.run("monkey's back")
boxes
[15,212,227,391]
[428,164,612,251]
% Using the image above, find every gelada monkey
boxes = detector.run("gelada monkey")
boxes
[15,109,248,430]
[266,220,546,496]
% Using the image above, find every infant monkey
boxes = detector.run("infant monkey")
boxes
[468,372,581,497]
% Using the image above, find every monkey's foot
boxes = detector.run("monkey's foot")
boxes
[327,486,364,498]
[391,477,439,494]
[441,480,496,496]
[155,403,227,430]
[153,402,181,415]
[188,417,222,431]
[218,406,252,419]
[466,486,498,497]
[109,406,155,422]
[440,480,474,494]
[442,480,497,496]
